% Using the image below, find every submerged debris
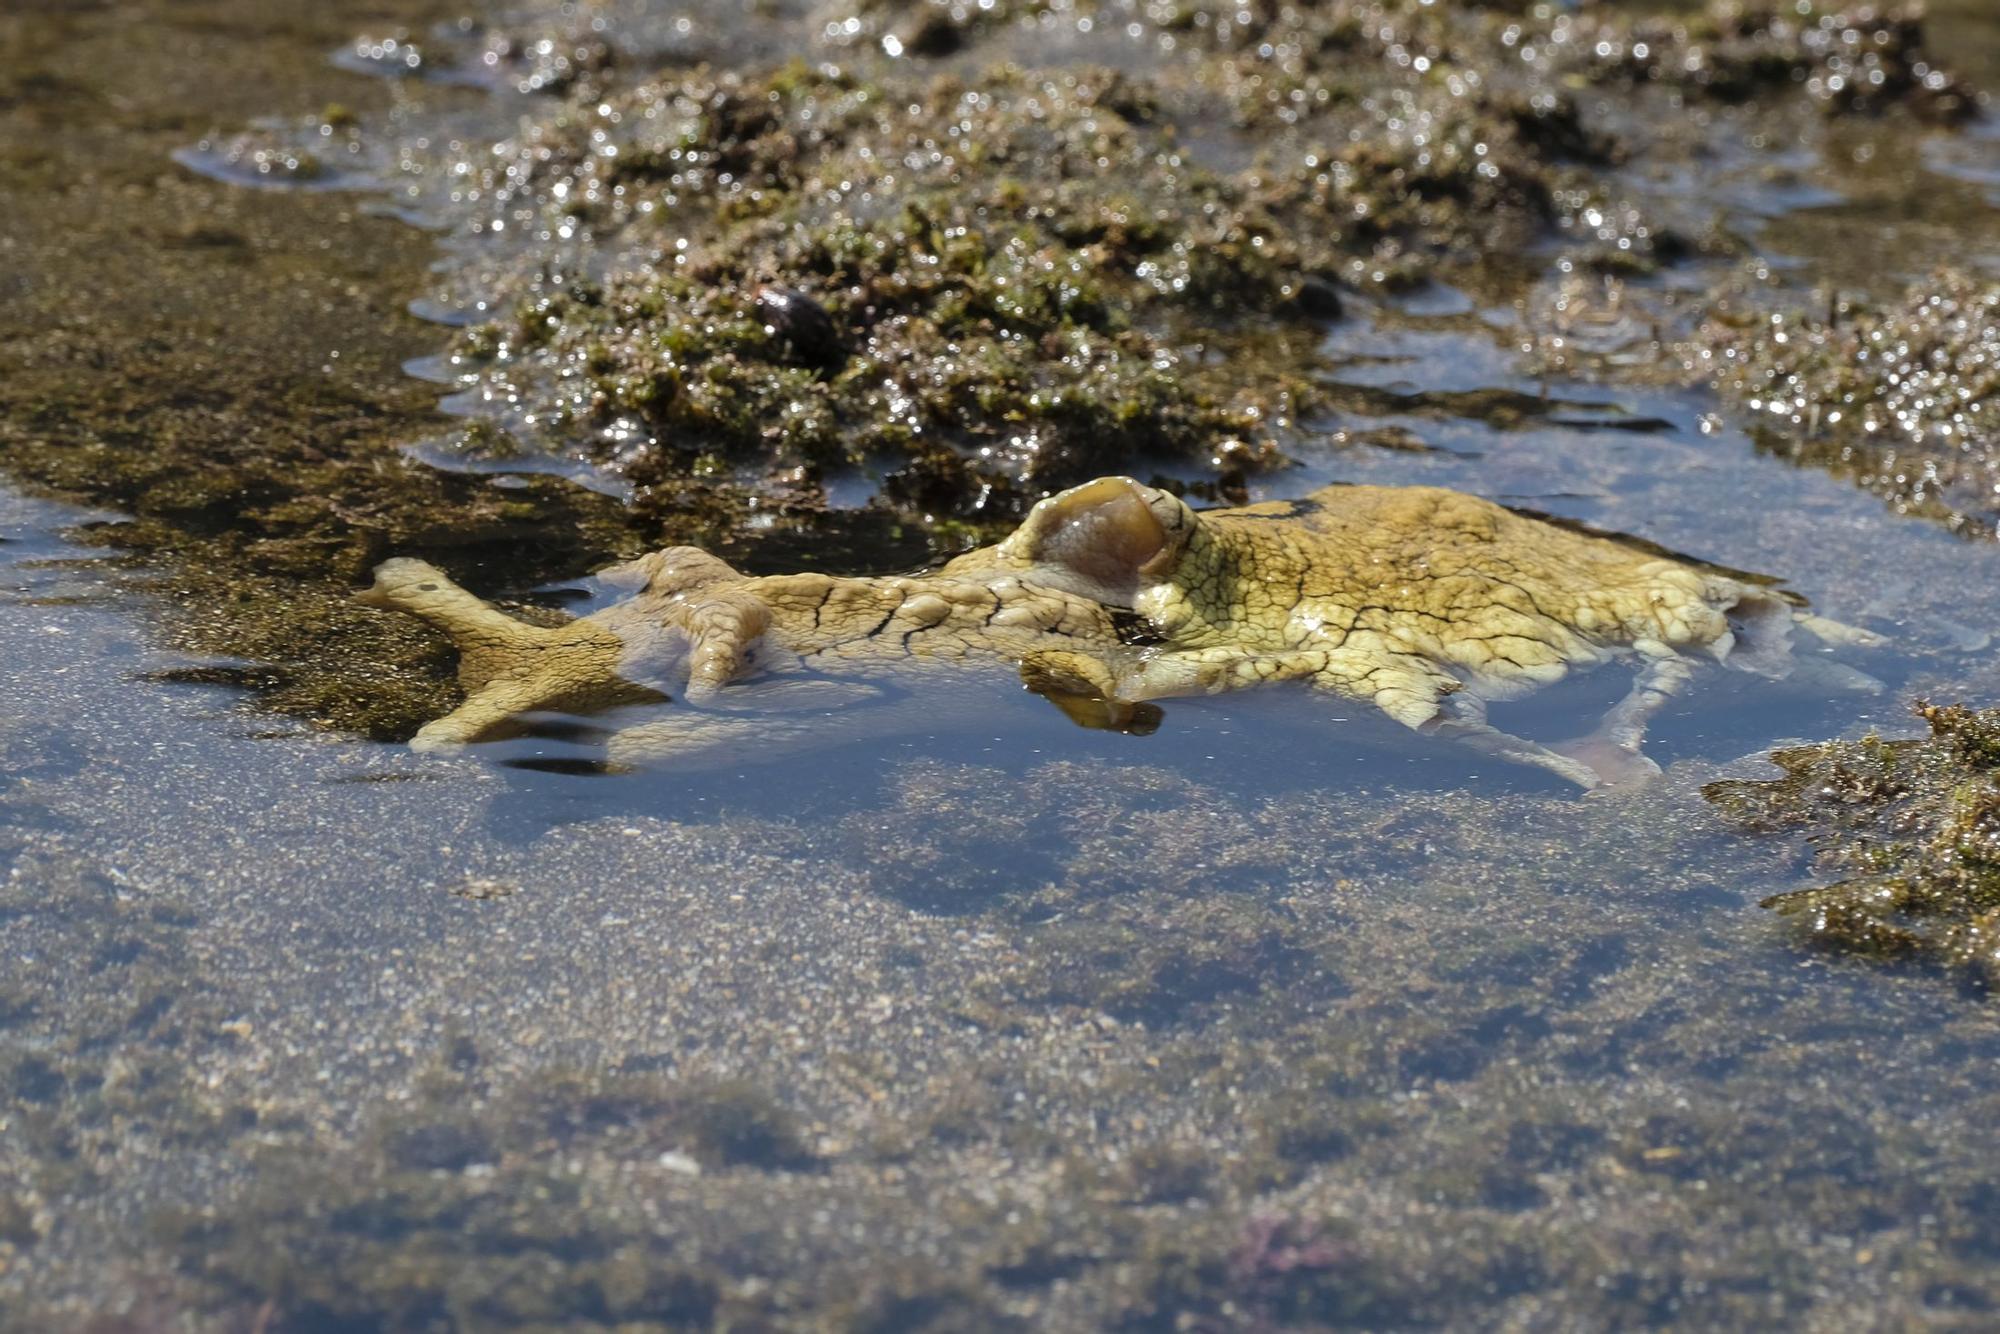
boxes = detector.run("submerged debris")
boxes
[1705,700,2000,988]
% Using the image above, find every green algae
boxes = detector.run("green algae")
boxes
[1706,701,2000,987]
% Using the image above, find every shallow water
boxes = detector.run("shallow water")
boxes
[9,468,2000,1328]
[4,1,2000,1329]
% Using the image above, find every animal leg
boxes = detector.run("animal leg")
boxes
[1545,651,1693,788]
[357,559,567,692]
[672,593,773,700]
[1017,649,1162,734]
[357,558,656,751]
[1597,652,1695,751]
[1107,648,1337,700]
[1300,651,1607,790]
[603,677,963,769]
[605,712,827,769]
[1422,691,1607,791]
[1014,645,1334,731]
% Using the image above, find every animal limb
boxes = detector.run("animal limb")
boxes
[1017,650,1162,734]
[1312,649,1611,790]
[356,559,656,751]
[1427,691,1609,791]
[1591,649,1697,752]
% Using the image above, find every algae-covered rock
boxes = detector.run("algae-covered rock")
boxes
[1695,269,2000,538]
[432,60,1335,521]
[1705,700,2000,988]
[414,1,1983,523]
[1563,3,1980,121]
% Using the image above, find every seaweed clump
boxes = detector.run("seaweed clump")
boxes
[1693,269,2000,538]
[438,61,1357,524]
[1564,3,1980,122]
[425,1,1982,525]
[1705,701,2000,987]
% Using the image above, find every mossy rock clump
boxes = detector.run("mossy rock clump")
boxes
[441,62,1338,525]
[428,0,1983,524]
[1705,700,2000,988]
[1565,3,1980,121]
[1695,269,2000,538]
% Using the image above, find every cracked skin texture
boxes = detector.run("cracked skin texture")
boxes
[356,542,1139,764]
[360,478,1878,788]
